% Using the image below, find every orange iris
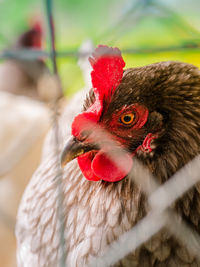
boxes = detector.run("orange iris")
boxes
[120,113,135,125]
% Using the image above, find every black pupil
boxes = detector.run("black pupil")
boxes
[124,115,131,122]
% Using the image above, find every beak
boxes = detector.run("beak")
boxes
[61,136,97,167]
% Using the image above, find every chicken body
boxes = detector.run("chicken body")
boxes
[16,60,200,266]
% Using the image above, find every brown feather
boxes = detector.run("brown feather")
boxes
[16,61,200,266]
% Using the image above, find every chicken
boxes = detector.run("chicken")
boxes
[0,22,52,267]
[16,45,200,266]
[0,21,52,101]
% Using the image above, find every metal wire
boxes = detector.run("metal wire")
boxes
[82,122,200,266]
[1,41,200,62]
[1,0,200,266]
[45,0,66,266]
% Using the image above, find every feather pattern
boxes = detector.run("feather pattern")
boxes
[16,60,200,266]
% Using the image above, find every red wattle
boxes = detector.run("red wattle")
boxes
[77,152,100,181]
[91,149,133,182]
[77,148,133,182]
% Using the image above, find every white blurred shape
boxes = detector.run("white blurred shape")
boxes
[78,40,94,89]
[0,91,50,176]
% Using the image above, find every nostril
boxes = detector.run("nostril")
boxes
[79,131,91,142]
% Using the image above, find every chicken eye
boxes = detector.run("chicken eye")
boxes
[120,113,135,125]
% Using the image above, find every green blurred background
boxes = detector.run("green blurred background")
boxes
[0,0,200,96]
[0,2,200,266]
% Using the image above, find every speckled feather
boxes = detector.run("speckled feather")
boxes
[16,61,200,266]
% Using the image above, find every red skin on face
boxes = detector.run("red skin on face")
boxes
[74,104,149,182]
[71,45,149,182]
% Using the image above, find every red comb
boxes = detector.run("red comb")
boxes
[31,20,42,48]
[72,45,125,138]
[71,45,128,182]
[17,18,43,49]
[89,45,125,100]
[32,21,42,34]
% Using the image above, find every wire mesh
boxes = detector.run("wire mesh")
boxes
[45,1,66,266]
[1,0,200,266]
[65,119,200,266]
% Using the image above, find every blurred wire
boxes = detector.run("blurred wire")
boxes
[96,0,154,43]
[46,0,57,74]
[45,0,66,266]
[155,1,200,38]
[82,121,200,266]
[95,0,200,44]
[0,40,200,62]
[1,1,200,266]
